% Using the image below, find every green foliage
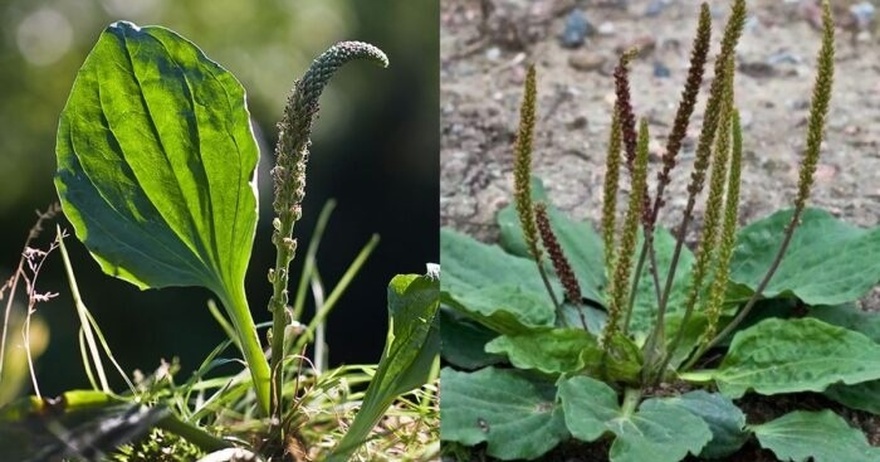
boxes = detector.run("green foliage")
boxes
[751,410,880,462]
[327,272,440,461]
[729,208,880,305]
[558,378,712,462]
[439,1,880,460]
[705,317,880,398]
[440,367,568,461]
[55,21,271,413]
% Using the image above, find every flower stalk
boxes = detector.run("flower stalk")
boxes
[268,41,388,420]
[513,65,563,317]
[535,203,588,330]
[604,118,650,346]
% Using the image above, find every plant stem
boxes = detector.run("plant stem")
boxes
[157,413,232,453]
[683,218,797,369]
[268,41,388,423]
[620,387,642,417]
[268,216,294,421]
[220,284,271,416]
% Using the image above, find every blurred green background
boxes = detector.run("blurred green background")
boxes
[0,0,438,399]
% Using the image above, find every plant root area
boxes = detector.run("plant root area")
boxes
[440,0,880,460]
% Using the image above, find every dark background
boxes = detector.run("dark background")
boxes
[0,0,438,399]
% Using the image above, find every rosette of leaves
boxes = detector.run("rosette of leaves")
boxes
[441,2,880,461]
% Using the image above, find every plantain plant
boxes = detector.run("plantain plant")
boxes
[441,1,880,460]
[0,20,439,461]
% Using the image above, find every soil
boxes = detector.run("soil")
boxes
[440,0,880,460]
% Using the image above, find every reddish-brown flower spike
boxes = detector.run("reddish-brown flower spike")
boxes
[535,203,580,303]
[613,49,639,172]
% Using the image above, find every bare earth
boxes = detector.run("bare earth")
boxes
[440,0,880,459]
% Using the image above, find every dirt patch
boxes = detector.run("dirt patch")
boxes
[440,0,880,460]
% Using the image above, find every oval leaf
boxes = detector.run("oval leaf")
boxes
[440,367,567,460]
[712,318,880,398]
[558,376,712,462]
[730,208,880,306]
[55,21,259,294]
[751,410,880,462]
[671,390,749,459]
[441,228,556,333]
[485,328,598,374]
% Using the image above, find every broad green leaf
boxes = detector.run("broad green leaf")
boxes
[441,228,556,333]
[557,375,619,442]
[730,208,880,306]
[809,302,880,343]
[711,318,880,398]
[328,273,440,461]
[497,177,605,303]
[591,332,643,383]
[439,309,504,370]
[825,380,880,416]
[53,21,271,412]
[55,21,269,412]
[55,21,258,295]
[440,367,567,460]
[671,391,748,459]
[558,376,712,462]
[485,328,598,374]
[559,301,606,335]
[781,304,880,413]
[751,410,880,462]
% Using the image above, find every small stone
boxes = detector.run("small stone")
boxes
[814,163,838,183]
[652,61,671,78]
[567,116,588,130]
[485,46,502,61]
[767,51,801,66]
[559,8,593,49]
[648,138,664,160]
[645,0,670,17]
[850,2,876,30]
[738,61,776,78]
[597,21,616,36]
[568,52,606,72]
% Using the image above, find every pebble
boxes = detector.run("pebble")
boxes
[568,52,606,72]
[645,0,670,17]
[653,61,671,78]
[597,21,616,36]
[767,52,801,66]
[485,46,502,61]
[850,2,876,30]
[560,8,593,49]
[738,61,776,78]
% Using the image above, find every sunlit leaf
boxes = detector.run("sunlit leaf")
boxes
[54,20,269,412]
[327,272,439,462]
